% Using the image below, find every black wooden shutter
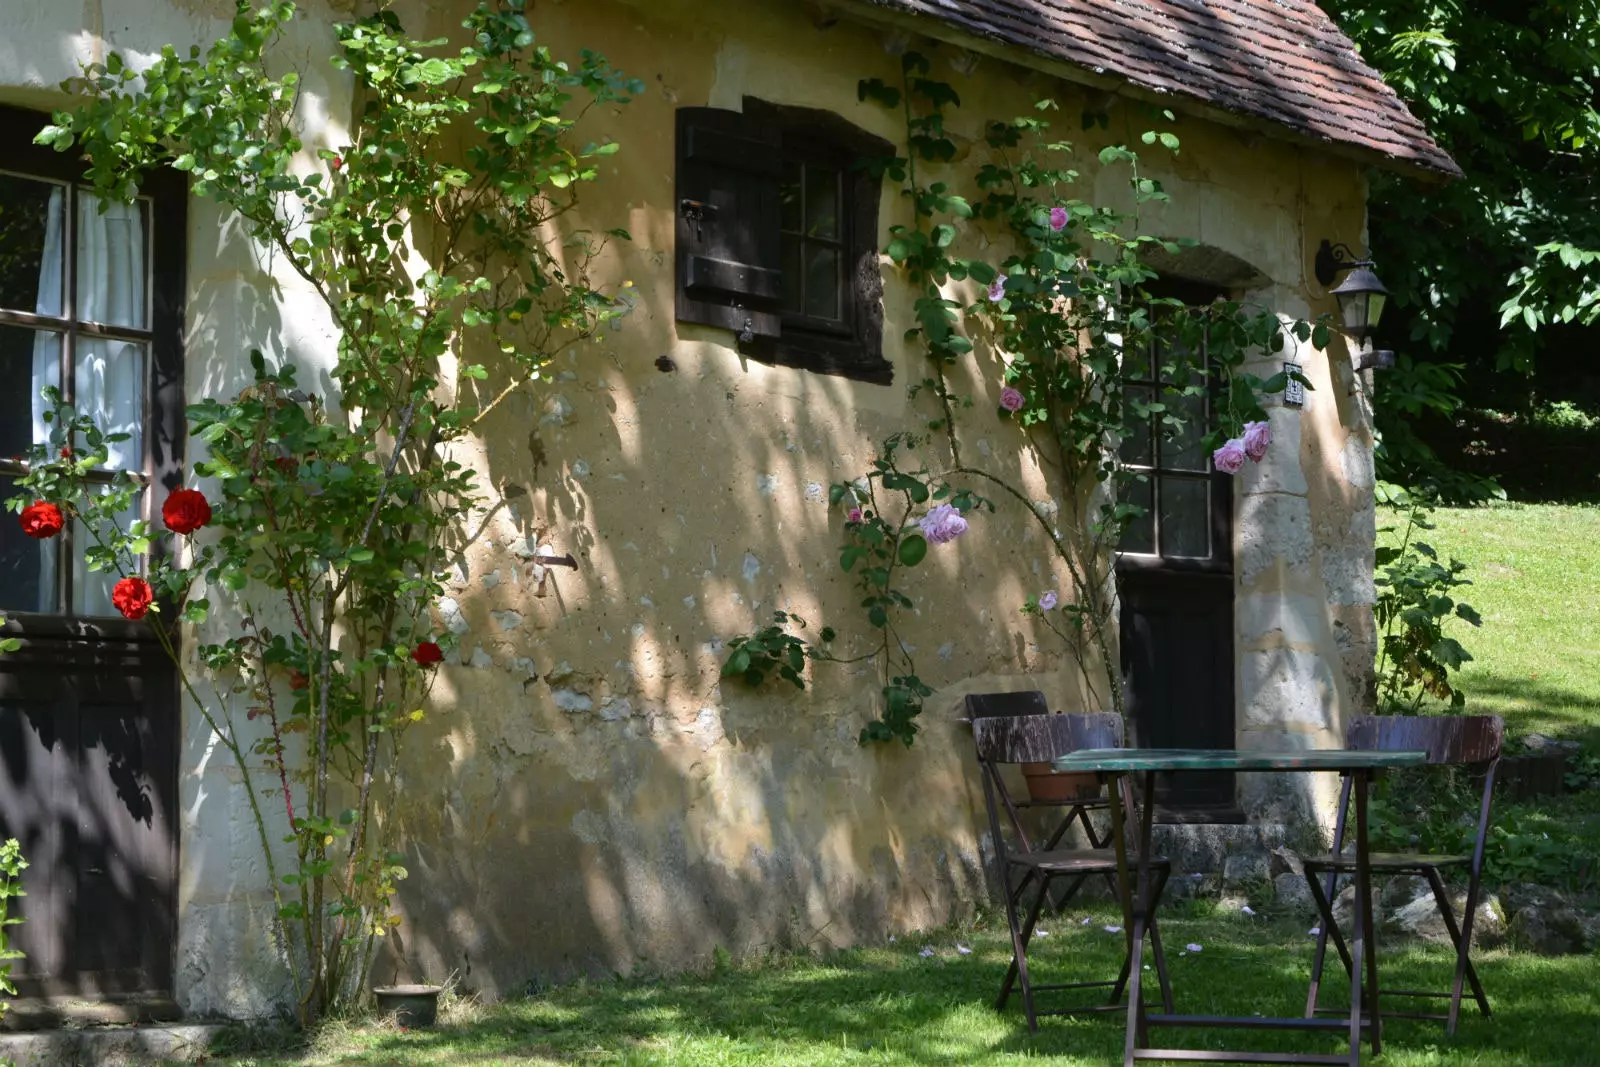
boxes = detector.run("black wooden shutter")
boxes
[674,107,784,341]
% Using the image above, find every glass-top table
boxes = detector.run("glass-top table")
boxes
[1049,748,1427,1067]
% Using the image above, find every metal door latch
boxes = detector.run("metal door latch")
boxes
[679,199,716,240]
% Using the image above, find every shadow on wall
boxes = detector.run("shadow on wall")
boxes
[173,204,307,1018]
[374,327,1058,994]
[347,162,1109,991]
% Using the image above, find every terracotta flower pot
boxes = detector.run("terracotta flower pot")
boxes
[1021,763,1102,803]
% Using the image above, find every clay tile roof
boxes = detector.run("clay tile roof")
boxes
[858,0,1461,178]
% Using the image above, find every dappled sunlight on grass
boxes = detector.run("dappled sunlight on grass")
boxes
[197,907,1599,1067]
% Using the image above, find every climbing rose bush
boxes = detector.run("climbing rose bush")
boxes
[19,501,63,540]
[161,488,212,534]
[1242,419,1272,462]
[13,0,643,1025]
[111,576,155,621]
[919,503,969,545]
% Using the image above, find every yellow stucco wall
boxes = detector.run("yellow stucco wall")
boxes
[1,0,1379,1010]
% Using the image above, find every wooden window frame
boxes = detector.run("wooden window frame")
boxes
[0,104,187,640]
[673,98,892,386]
[743,97,892,385]
[1116,277,1233,577]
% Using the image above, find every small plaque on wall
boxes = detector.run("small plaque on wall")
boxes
[1283,361,1306,407]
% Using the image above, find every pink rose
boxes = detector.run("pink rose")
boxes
[847,506,864,524]
[918,503,969,545]
[1049,206,1069,232]
[999,387,1025,412]
[1213,439,1247,474]
[987,276,1007,302]
[1038,591,1058,611]
[1242,420,1272,462]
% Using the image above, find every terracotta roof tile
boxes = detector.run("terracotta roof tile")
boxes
[860,0,1461,177]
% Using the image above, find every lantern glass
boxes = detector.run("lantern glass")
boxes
[1329,263,1388,342]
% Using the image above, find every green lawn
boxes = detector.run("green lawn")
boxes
[1413,503,1600,745]
[203,904,1598,1067]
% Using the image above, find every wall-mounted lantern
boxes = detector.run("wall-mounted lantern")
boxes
[1315,239,1394,376]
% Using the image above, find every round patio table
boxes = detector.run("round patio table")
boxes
[1050,747,1427,1067]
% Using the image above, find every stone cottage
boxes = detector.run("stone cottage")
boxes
[0,0,1455,1022]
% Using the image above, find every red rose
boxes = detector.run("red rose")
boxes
[331,156,343,170]
[20,501,64,539]
[60,446,72,459]
[411,641,443,666]
[112,576,155,621]
[162,488,212,534]
[289,670,309,691]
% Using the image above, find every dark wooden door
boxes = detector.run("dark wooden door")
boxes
[1116,279,1238,815]
[0,623,179,1001]
[1119,568,1237,812]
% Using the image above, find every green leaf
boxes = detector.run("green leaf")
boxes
[722,648,751,677]
[897,534,928,567]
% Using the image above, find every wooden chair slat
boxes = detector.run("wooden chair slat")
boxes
[972,712,1124,764]
[1345,715,1504,764]
[965,690,1050,720]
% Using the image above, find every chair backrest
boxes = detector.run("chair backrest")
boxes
[1345,715,1504,765]
[972,712,1124,765]
[965,690,1049,720]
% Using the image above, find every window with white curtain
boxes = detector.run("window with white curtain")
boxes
[0,163,155,617]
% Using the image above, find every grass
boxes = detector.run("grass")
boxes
[197,904,1598,1067]
[1408,503,1600,747]
[1376,501,1600,892]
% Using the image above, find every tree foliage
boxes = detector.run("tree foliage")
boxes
[1322,0,1600,498]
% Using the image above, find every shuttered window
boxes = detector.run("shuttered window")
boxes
[674,98,893,384]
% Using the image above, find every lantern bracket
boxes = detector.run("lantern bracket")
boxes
[1315,239,1369,288]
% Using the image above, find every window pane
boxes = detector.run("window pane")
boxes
[1161,388,1208,472]
[0,475,56,613]
[780,235,803,314]
[1123,336,1152,382]
[1120,385,1153,467]
[804,164,839,239]
[0,326,61,458]
[0,173,65,317]
[72,488,144,617]
[1160,478,1210,559]
[75,338,145,471]
[780,160,803,233]
[803,245,839,320]
[76,192,149,329]
[1120,476,1154,555]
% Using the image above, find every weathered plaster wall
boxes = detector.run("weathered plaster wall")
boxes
[369,0,1379,996]
[2,0,1378,1013]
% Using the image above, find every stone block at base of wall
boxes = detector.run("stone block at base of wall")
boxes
[0,1025,227,1067]
[1150,823,1289,879]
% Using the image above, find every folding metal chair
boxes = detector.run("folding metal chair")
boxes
[972,710,1175,1031]
[1304,714,1504,1034]
[965,691,1112,849]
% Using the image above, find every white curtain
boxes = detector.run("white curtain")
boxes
[29,189,63,613]
[30,189,147,616]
